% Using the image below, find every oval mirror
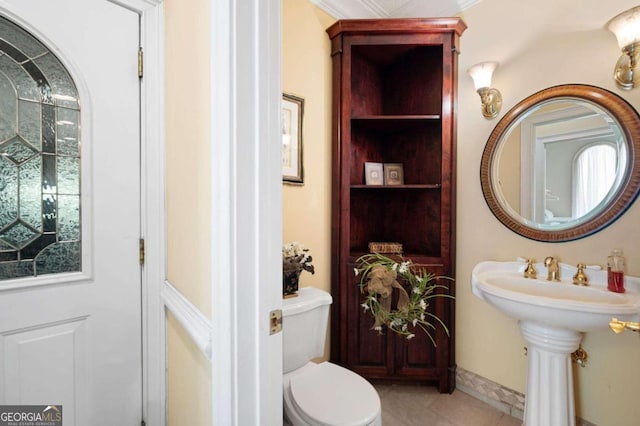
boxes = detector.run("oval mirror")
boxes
[480,84,640,242]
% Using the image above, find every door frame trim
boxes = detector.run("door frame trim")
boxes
[111,1,283,425]
[108,1,166,425]
[138,4,166,426]
[209,0,283,423]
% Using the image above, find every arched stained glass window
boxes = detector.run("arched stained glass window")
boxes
[0,15,81,280]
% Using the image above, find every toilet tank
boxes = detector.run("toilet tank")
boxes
[282,287,332,373]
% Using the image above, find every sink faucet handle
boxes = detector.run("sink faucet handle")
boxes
[573,263,588,286]
[610,318,640,334]
[523,259,537,279]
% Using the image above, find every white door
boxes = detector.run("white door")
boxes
[0,1,142,425]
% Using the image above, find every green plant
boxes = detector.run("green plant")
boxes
[354,253,452,345]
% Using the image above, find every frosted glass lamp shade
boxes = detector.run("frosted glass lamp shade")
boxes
[607,6,640,90]
[608,6,640,49]
[468,61,502,119]
[468,61,498,90]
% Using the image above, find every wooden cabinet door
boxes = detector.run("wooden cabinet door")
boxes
[393,265,456,391]
[345,262,391,378]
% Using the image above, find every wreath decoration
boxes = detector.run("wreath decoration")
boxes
[354,253,452,344]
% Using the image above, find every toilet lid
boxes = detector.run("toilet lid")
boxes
[290,362,380,426]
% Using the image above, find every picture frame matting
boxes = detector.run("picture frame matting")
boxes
[282,93,304,184]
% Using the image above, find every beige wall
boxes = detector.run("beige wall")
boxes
[166,314,212,425]
[456,1,640,424]
[165,0,212,317]
[282,0,334,360]
[283,0,640,424]
[165,0,212,424]
[282,0,334,296]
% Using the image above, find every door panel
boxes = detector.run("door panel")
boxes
[0,1,141,424]
[2,318,88,426]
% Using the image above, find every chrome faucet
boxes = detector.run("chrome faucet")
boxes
[544,256,560,281]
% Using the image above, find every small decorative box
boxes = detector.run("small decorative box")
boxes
[368,242,403,254]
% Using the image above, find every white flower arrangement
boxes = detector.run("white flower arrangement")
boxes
[354,253,452,344]
[282,241,315,275]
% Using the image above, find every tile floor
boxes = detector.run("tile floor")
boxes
[374,384,522,426]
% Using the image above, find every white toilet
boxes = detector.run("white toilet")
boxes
[282,287,382,426]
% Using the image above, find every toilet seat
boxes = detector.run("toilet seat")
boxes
[289,362,380,426]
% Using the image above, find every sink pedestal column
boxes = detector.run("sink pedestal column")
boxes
[520,321,582,426]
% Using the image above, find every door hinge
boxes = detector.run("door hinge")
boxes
[139,238,145,266]
[138,47,143,79]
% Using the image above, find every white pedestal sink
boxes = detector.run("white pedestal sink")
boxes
[471,260,640,426]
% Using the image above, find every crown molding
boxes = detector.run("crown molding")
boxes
[457,0,482,11]
[108,0,162,13]
[310,0,381,19]
[310,0,480,19]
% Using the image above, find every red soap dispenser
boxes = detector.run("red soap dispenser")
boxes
[607,249,625,293]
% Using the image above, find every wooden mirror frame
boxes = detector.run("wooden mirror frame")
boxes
[480,84,640,242]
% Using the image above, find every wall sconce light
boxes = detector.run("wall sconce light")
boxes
[468,61,502,119]
[607,6,640,90]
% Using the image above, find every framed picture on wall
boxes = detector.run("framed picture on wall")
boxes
[282,93,304,184]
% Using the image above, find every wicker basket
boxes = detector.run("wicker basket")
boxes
[368,242,403,254]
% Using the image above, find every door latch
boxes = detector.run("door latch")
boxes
[270,309,282,335]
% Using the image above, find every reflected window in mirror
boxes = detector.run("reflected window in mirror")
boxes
[572,144,617,218]
[516,101,625,227]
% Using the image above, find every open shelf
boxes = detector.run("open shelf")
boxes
[351,115,441,126]
[350,44,444,117]
[349,190,442,257]
[351,184,442,189]
[352,115,441,120]
[348,252,445,265]
[350,119,443,186]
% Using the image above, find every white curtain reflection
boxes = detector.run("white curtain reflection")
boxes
[572,144,616,218]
